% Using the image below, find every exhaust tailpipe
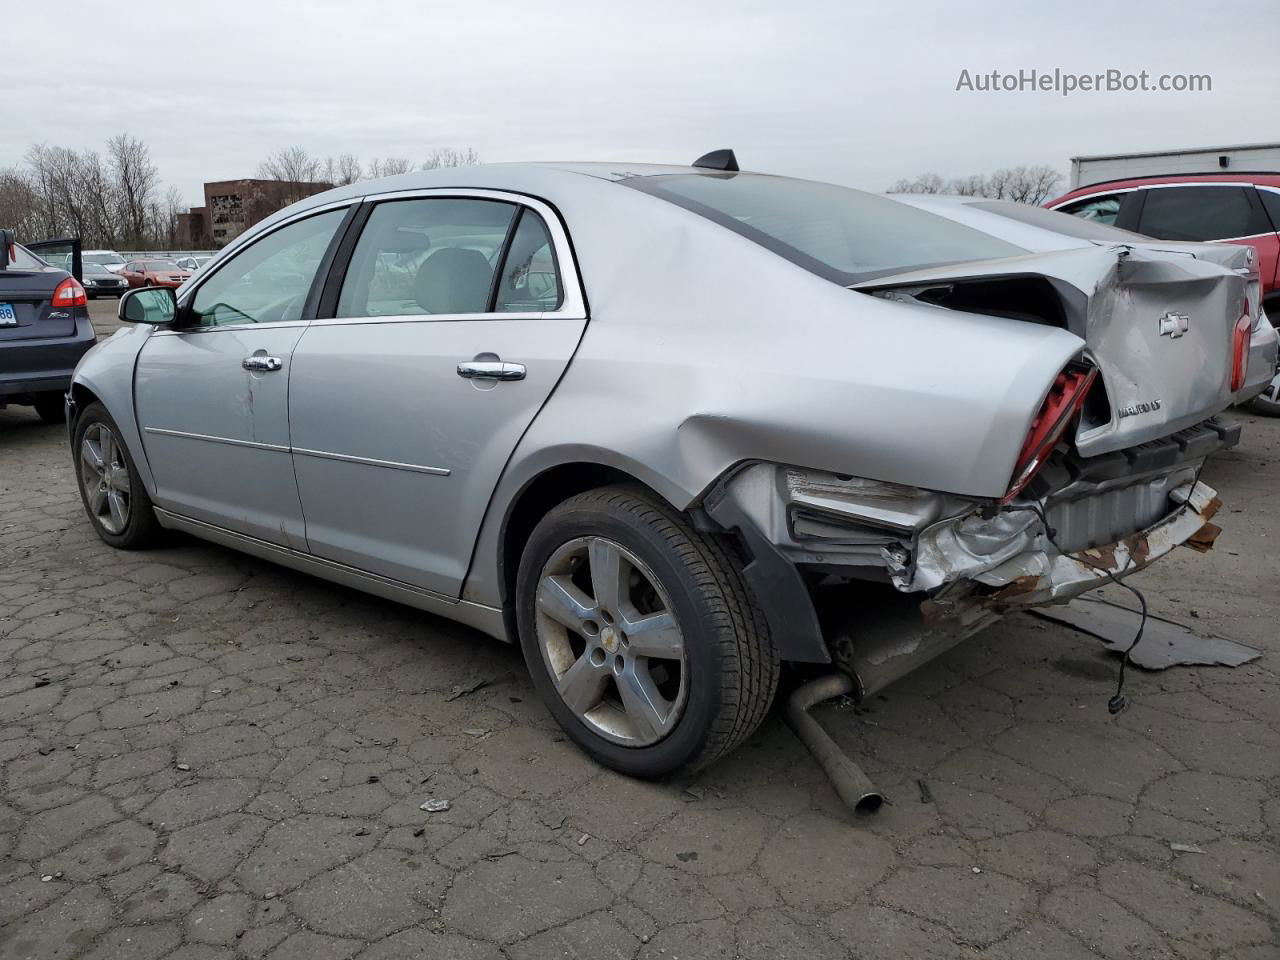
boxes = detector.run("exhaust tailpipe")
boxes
[786,673,883,816]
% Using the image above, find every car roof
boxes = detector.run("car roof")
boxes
[1048,171,1280,206]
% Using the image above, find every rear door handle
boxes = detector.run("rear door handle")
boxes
[242,356,283,372]
[457,361,526,381]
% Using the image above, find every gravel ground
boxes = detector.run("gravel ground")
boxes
[1,299,1277,958]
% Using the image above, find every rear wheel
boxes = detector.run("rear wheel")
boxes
[73,402,162,549]
[516,485,779,777]
[33,392,66,424]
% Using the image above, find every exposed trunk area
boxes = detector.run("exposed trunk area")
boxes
[856,241,1257,457]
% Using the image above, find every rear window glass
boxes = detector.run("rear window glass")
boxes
[1136,186,1270,242]
[623,173,1025,284]
[6,244,47,270]
[971,199,1148,241]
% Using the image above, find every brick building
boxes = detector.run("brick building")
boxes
[176,178,331,247]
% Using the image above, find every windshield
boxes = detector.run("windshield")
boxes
[624,173,1026,284]
[85,253,125,266]
[144,260,178,271]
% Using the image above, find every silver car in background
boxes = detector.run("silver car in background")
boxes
[67,156,1278,777]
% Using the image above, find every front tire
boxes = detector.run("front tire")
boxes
[516,485,779,778]
[73,402,162,549]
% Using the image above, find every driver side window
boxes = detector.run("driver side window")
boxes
[188,208,346,328]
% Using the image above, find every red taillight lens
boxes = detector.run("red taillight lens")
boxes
[51,277,87,308]
[1230,311,1252,392]
[1002,365,1098,504]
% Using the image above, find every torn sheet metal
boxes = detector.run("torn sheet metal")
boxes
[1030,595,1262,669]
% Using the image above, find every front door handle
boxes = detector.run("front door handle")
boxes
[457,360,526,381]
[242,356,283,372]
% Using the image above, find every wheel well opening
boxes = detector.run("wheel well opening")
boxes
[500,462,637,614]
[69,384,101,423]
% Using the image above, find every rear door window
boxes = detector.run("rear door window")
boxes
[337,198,517,318]
[1136,186,1271,241]
[1057,193,1125,225]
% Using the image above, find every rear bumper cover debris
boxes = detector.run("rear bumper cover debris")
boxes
[906,479,1220,614]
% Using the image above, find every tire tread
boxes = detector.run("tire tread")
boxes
[549,485,779,771]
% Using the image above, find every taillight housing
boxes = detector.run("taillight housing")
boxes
[1002,364,1098,504]
[51,277,87,308]
[1230,310,1252,392]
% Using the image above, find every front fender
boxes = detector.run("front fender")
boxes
[70,325,157,496]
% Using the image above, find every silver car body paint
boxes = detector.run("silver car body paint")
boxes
[69,164,1274,660]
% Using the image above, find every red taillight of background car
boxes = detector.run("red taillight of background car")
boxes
[1230,311,1252,392]
[1002,365,1098,504]
[51,277,88,308]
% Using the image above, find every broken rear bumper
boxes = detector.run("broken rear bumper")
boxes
[709,420,1233,673]
[914,479,1220,619]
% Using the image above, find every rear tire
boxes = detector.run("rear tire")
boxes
[516,484,779,777]
[33,392,66,424]
[73,402,162,549]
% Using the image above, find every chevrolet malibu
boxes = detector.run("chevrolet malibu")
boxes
[66,156,1279,777]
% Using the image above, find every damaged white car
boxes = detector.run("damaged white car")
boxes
[67,151,1278,790]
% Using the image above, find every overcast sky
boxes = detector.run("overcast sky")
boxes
[2,0,1275,205]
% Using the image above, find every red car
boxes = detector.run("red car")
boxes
[121,259,192,289]
[1046,173,1280,314]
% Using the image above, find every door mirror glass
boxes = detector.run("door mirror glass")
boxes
[120,286,177,325]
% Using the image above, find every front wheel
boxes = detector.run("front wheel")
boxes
[73,402,162,549]
[516,485,779,778]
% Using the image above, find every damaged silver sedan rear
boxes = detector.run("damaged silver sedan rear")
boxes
[69,154,1278,792]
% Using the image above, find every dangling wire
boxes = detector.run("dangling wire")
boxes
[1002,459,1206,714]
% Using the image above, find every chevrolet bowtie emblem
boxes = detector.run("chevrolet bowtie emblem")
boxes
[1158,312,1190,338]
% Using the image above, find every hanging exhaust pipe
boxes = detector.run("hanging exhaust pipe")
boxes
[786,672,883,816]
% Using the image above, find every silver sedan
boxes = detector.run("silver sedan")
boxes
[67,153,1279,777]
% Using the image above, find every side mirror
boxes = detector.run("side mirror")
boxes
[120,286,177,325]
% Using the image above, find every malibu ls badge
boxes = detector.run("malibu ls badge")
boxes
[1158,312,1190,339]
[1118,399,1162,419]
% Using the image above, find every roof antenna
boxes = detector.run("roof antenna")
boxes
[692,149,739,172]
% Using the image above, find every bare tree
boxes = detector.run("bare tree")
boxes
[994,164,1062,205]
[0,167,42,240]
[108,134,159,247]
[366,156,414,179]
[334,153,363,185]
[422,147,480,170]
[257,146,322,185]
[888,164,1062,204]
[949,174,989,197]
[889,173,944,194]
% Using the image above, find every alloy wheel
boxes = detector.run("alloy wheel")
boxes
[80,422,131,535]
[534,536,688,746]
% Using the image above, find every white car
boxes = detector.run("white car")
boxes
[82,250,127,274]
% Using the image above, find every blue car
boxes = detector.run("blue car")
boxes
[0,232,97,423]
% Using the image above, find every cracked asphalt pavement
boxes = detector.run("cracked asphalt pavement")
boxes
[1,302,1278,960]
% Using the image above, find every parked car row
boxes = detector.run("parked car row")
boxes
[62,156,1277,778]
